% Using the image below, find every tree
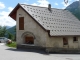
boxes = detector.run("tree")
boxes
[8,32,14,41]
[0,26,7,37]
[14,27,16,41]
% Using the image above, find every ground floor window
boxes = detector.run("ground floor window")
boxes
[73,37,78,42]
[63,37,68,45]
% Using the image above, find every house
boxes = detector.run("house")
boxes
[9,3,80,52]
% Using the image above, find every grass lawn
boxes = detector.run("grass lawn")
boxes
[6,41,16,48]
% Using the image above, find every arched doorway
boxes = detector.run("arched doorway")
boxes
[25,35,34,44]
[21,31,35,44]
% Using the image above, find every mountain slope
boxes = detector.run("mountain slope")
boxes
[7,26,16,35]
[66,1,80,20]
[6,26,11,29]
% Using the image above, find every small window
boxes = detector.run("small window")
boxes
[19,17,24,30]
[73,37,78,41]
[63,37,68,45]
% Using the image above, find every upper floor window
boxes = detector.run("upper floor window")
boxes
[19,17,24,30]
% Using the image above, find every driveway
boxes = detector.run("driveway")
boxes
[0,43,80,60]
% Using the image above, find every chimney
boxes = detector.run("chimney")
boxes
[48,4,51,12]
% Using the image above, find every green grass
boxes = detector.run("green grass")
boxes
[6,41,16,48]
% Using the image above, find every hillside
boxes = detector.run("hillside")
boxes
[66,1,80,20]
[6,26,11,29]
[7,26,16,35]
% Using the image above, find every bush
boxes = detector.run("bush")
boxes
[6,41,16,48]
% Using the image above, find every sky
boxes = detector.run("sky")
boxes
[0,0,79,27]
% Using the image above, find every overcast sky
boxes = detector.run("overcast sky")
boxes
[0,0,79,26]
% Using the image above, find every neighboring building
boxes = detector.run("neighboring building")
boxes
[9,3,80,52]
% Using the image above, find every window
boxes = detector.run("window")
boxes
[19,17,24,30]
[63,37,68,45]
[73,37,78,41]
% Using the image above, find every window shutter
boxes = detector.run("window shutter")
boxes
[19,17,24,30]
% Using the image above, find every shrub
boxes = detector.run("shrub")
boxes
[6,41,16,48]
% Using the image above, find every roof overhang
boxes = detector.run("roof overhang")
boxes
[9,3,21,20]
[9,3,49,32]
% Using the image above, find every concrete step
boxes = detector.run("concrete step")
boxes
[17,44,45,50]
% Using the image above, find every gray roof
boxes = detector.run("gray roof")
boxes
[20,4,80,36]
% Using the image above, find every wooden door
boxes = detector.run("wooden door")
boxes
[25,36,34,44]
[63,38,68,45]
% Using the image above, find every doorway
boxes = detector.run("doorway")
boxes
[25,36,34,44]
[63,37,68,45]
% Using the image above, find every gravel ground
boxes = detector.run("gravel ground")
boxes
[0,43,80,60]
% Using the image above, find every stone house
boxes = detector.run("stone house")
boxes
[9,3,80,52]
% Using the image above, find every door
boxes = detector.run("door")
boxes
[63,37,68,45]
[25,36,34,44]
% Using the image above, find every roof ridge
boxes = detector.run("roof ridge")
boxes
[20,3,66,11]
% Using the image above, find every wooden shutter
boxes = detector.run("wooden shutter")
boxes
[19,17,24,30]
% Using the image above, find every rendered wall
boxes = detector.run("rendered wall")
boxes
[46,36,80,49]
